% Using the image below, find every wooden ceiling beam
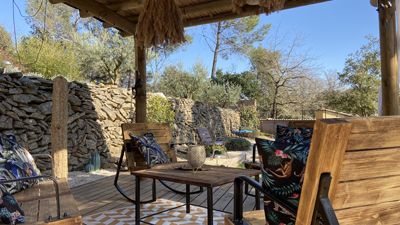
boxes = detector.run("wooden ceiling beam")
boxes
[185,0,330,27]
[107,0,143,11]
[49,0,136,35]
[79,9,92,18]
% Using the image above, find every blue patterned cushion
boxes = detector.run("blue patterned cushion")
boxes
[0,190,25,224]
[276,125,313,145]
[0,135,41,194]
[129,133,170,166]
[256,138,310,225]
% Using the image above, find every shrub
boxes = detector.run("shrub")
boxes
[147,95,175,125]
[240,107,260,130]
[205,145,227,157]
[225,138,252,151]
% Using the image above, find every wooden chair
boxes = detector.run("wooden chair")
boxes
[114,123,203,203]
[0,154,82,225]
[196,127,228,158]
[228,116,400,225]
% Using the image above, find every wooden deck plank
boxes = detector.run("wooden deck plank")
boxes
[71,171,258,217]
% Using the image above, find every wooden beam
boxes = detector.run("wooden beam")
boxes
[185,0,330,27]
[182,0,232,17]
[79,9,92,18]
[51,76,69,179]
[135,38,147,123]
[379,0,399,115]
[49,0,136,35]
[107,0,143,11]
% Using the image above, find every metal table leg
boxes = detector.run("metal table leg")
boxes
[186,184,191,213]
[135,176,141,225]
[207,187,213,225]
[255,174,260,210]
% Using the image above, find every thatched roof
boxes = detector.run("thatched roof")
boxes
[49,0,329,36]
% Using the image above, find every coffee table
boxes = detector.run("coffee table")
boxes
[131,162,261,225]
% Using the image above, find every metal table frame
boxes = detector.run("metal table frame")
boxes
[134,175,260,225]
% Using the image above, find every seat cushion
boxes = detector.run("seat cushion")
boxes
[276,125,313,145]
[256,138,311,225]
[0,135,41,194]
[129,132,171,166]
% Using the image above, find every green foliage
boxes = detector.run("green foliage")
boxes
[325,37,380,116]
[198,82,242,108]
[225,138,251,151]
[240,107,260,130]
[215,70,261,100]
[205,145,227,157]
[18,37,80,80]
[77,21,135,85]
[157,64,208,99]
[0,25,12,52]
[147,95,175,125]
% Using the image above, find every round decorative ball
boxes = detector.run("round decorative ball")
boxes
[187,145,206,169]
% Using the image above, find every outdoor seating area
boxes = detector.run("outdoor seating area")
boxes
[1,0,400,225]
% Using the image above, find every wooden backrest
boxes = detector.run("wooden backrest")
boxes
[333,116,400,224]
[121,123,177,163]
[197,127,213,145]
[296,116,400,225]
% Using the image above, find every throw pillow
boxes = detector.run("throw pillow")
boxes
[0,190,25,224]
[255,138,310,225]
[0,134,41,194]
[129,132,171,166]
[276,125,313,145]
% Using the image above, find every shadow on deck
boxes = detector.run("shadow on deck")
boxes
[71,172,261,217]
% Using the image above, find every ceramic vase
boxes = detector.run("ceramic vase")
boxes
[187,145,206,169]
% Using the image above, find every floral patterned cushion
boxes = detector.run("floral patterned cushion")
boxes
[0,134,41,194]
[276,125,313,145]
[255,138,311,225]
[129,132,170,166]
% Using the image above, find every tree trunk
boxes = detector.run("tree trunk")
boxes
[211,22,222,80]
[270,87,279,118]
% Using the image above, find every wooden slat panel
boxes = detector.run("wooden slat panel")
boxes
[333,175,400,209]
[339,148,400,181]
[21,200,39,223]
[295,119,352,225]
[346,116,400,133]
[347,129,400,151]
[336,200,400,225]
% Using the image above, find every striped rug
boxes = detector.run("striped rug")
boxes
[83,198,225,225]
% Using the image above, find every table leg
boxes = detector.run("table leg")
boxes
[255,174,260,210]
[186,184,191,213]
[152,179,157,201]
[207,187,213,225]
[135,176,140,225]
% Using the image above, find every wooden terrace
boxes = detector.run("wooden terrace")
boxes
[71,172,260,217]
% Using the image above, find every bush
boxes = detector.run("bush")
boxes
[225,138,252,151]
[240,107,260,130]
[205,145,227,157]
[147,95,175,125]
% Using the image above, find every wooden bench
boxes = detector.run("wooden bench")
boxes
[228,116,400,225]
[13,178,82,225]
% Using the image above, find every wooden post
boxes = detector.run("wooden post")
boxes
[51,76,69,179]
[135,37,147,123]
[379,0,399,115]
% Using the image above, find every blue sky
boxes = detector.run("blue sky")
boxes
[0,0,378,75]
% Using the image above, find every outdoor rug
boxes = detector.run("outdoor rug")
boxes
[83,198,226,225]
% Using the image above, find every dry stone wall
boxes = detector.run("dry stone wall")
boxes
[0,73,240,171]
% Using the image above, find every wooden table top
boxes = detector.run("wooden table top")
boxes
[131,162,261,187]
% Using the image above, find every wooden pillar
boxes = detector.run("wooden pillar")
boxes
[379,0,399,115]
[135,37,147,123]
[51,76,69,179]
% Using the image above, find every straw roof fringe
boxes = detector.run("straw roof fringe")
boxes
[136,0,186,48]
[232,0,286,14]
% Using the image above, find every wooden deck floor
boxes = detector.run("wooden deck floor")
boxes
[71,171,261,217]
